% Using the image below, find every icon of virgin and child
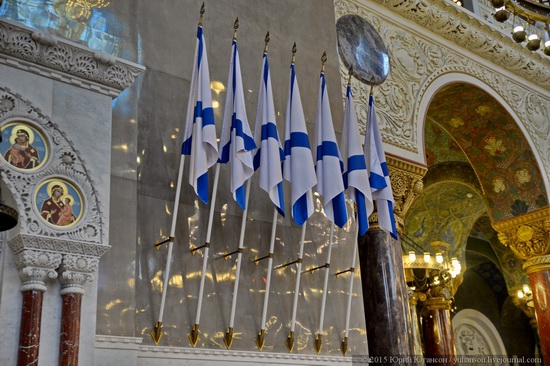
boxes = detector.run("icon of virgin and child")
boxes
[3,125,41,170]
[39,181,78,226]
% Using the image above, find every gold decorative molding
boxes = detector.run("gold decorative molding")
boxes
[494,209,550,260]
[423,296,452,311]
[523,254,550,275]
[387,157,428,234]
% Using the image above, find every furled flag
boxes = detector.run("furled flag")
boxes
[283,59,317,226]
[364,94,398,240]
[341,83,373,235]
[253,51,285,216]
[181,23,218,204]
[313,68,348,228]
[218,37,256,210]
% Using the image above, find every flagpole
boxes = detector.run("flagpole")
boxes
[341,220,359,356]
[224,177,251,349]
[256,206,278,351]
[286,221,307,353]
[189,162,220,347]
[313,222,334,354]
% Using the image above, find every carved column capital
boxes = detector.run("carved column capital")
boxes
[58,254,98,295]
[12,249,62,292]
[493,208,550,261]
[408,289,427,306]
[386,156,428,235]
[424,296,452,311]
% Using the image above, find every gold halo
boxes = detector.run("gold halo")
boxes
[9,124,35,145]
[47,180,68,197]
[60,194,75,206]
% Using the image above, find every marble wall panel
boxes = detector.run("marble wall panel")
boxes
[97,176,138,336]
[0,237,21,366]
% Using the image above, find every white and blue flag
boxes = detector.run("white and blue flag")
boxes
[342,84,373,235]
[253,52,285,216]
[365,94,398,240]
[181,24,218,204]
[218,39,256,210]
[283,63,317,226]
[313,72,348,228]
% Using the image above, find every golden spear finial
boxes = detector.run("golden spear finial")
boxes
[233,17,239,40]
[291,42,297,64]
[264,31,270,54]
[199,2,205,26]
[348,66,353,85]
[321,51,327,73]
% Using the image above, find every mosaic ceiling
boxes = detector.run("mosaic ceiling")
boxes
[426,83,548,223]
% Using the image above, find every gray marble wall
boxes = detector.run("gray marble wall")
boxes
[0,0,368,356]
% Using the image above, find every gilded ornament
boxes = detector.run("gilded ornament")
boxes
[492,177,506,193]
[484,137,506,156]
[517,225,534,242]
[449,117,464,128]
[515,168,532,184]
[475,105,492,115]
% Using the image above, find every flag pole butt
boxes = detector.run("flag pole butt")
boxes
[285,331,295,353]
[341,336,349,356]
[313,333,322,355]
[224,327,234,349]
[188,323,200,348]
[150,321,163,345]
[256,329,266,351]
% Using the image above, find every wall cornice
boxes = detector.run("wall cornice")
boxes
[0,18,145,98]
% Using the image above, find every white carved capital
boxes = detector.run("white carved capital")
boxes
[12,249,62,292]
[58,254,98,295]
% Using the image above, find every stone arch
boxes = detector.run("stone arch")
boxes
[416,72,548,224]
[0,85,105,245]
[453,309,509,363]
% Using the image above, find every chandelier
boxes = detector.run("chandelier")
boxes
[490,0,550,54]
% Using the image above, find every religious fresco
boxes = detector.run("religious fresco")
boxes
[0,121,48,171]
[427,83,548,223]
[404,181,487,263]
[424,118,468,167]
[35,177,84,228]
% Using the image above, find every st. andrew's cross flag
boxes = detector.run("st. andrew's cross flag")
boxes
[283,62,317,227]
[218,38,256,210]
[253,51,285,216]
[364,94,398,240]
[313,71,348,228]
[181,24,218,204]
[341,84,373,235]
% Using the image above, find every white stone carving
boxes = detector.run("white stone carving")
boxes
[0,19,144,98]
[9,246,63,292]
[335,0,550,176]
[0,87,106,244]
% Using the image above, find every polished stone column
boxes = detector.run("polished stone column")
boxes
[421,294,457,365]
[13,250,62,366]
[496,210,550,361]
[58,255,96,366]
[524,255,550,360]
[359,228,415,361]
[410,290,427,365]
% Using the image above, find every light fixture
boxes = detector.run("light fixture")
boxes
[517,290,525,299]
[494,7,511,23]
[513,26,527,42]
[527,33,541,51]
[523,284,531,295]
[409,251,416,262]
[436,253,444,264]
[424,252,431,263]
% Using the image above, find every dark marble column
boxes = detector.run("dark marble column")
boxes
[410,291,427,365]
[422,296,457,366]
[59,292,82,366]
[18,289,44,366]
[359,228,416,362]
[524,256,550,362]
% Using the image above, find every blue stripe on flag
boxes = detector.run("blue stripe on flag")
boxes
[253,147,261,171]
[182,136,192,155]
[253,122,282,170]
[235,184,246,210]
[276,182,285,217]
[181,102,215,155]
[197,27,203,68]
[284,132,311,156]
[332,191,348,228]
[387,200,398,240]
[293,192,310,227]
[218,115,256,163]
[316,141,340,161]
[381,161,389,176]
[355,189,369,235]
[343,154,367,188]
[369,172,387,190]
[197,171,209,204]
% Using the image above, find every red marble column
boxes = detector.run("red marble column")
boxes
[17,289,44,366]
[422,297,457,366]
[59,292,83,366]
[525,260,550,363]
